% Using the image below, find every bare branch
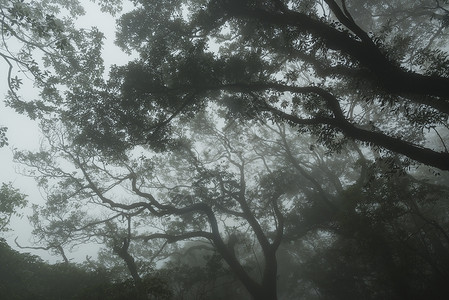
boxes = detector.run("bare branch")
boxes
[14,237,69,264]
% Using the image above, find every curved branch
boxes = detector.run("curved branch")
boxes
[215,81,449,116]
[202,81,449,170]
[267,105,449,171]
[71,158,153,212]
[14,237,69,264]
[131,175,262,297]
[278,125,338,210]
[136,231,214,243]
[228,4,449,100]
[324,0,373,44]
[270,194,284,250]
[0,51,21,102]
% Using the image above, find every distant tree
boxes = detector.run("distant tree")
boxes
[275,148,449,299]
[156,242,249,300]
[1,237,104,299]
[0,182,26,232]
[1,236,171,300]
[0,126,7,148]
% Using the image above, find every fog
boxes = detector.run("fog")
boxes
[1,1,449,300]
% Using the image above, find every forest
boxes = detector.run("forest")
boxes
[1,0,449,299]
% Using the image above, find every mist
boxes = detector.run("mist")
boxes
[1,1,449,299]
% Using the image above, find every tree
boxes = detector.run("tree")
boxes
[0,0,71,95]
[266,133,449,299]
[16,110,449,299]
[283,168,449,299]
[0,0,124,93]
[1,237,99,299]
[15,108,327,300]
[9,1,449,298]
[22,0,448,171]
[0,236,170,300]
[1,0,63,147]
[0,182,27,232]
[0,0,122,146]
[156,242,249,300]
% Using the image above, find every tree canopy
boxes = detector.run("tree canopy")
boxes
[0,182,26,232]
[15,108,449,299]
[0,0,122,146]
[9,0,447,170]
[4,1,449,300]
[0,237,172,299]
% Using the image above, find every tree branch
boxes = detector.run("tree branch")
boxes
[136,231,214,243]
[266,104,449,170]
[14,237,69,264]
[227,4,449,100]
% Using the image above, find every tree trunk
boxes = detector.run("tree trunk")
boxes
[260,251,279,300]
[114,237,147,300]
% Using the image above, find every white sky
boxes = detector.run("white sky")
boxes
[0,0,133,263]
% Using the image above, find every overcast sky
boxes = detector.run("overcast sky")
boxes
[0,0,133,263]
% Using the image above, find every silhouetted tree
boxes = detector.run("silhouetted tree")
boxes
[0,182,26,232]
[15,0,448,170]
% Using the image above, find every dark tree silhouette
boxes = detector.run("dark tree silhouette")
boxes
[21,0,447,170]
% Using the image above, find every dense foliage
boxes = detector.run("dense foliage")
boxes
[14,109,449,299]
[0,0,121,145]
[0,183,27,232]
[2,1,449,300]
[0,238,172,300]
[11,0,447,169]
